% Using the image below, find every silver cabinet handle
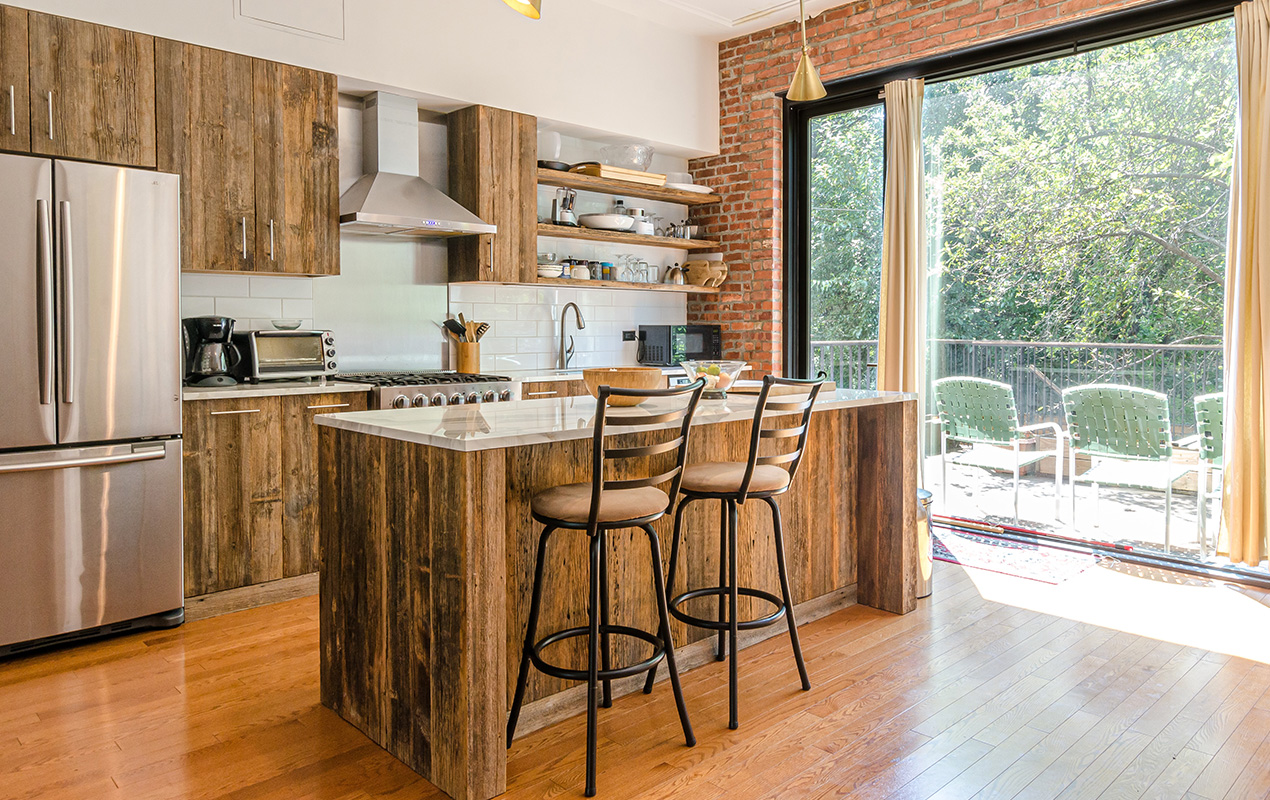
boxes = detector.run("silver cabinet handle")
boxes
[524,390,558,397]
[209,408,260,416]
[306,403,350,410]
[269,219,275,261]
[7,85,14,136]
[58,200,73,404]
[36,199,53,405]
[0,448,165,475]
[46,91,52,140]
[240,216,247,258]
[487,238,494,278]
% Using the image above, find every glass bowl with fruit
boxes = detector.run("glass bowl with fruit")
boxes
[680,360,747,399]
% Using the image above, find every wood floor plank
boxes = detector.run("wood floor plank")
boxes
[1,561,1268,800]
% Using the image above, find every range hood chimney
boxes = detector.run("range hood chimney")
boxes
[339,92,496,238]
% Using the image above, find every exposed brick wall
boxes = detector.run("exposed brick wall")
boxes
[687,0,1154,374]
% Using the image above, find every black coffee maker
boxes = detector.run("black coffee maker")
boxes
[183,316,242,386]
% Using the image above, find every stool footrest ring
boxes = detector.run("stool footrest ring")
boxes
[530,624,665,682]
[669,586,786,632]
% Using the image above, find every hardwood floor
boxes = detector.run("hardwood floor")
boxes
[2,561,1269,799]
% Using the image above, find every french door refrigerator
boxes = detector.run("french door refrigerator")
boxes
[0,153,184,655]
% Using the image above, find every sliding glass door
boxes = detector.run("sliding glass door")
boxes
[923,20,1235,562]
[807,104,885,389]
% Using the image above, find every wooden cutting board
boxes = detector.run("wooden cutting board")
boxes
[569,164,667,186]
[728,380,838,395]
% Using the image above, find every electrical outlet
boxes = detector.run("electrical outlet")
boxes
[622,330,636,341]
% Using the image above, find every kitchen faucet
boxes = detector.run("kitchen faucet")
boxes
[558,302,586,369]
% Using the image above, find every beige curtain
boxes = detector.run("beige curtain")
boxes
[877,78,927,394]
[1222,0,1270,566]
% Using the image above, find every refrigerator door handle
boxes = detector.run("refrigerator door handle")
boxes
[36,199,53,406]
[58,200,74,404]
[0,446,166,475]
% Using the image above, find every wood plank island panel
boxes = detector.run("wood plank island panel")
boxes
[318,393,917,800]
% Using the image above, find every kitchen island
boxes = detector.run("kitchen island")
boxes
[316,389,919,800]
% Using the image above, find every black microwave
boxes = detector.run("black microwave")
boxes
[637,325,722,366]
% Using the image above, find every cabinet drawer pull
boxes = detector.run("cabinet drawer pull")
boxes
[269,219,275,261]
[7,85,14,136]
[306,403,350,410]
[524,390,558,397]
[209,408,261,416]
[46,91,52,140]
[487,238,494,278]
[240,216,247,258]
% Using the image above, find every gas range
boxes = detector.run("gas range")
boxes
[337,371,520,409]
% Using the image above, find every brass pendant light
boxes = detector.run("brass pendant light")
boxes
[502,0,541,19]
[787,0,826,101]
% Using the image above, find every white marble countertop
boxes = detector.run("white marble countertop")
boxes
[183,380,373,401]
[316,389,916,452]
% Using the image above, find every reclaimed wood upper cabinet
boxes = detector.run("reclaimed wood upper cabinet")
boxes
[182,397,285,597]
[28,11,156,167]
[0,6,29,153]
[156,40,256,272]
[280,391,368,578]
[447,104,537,283]
[254,60,339,276]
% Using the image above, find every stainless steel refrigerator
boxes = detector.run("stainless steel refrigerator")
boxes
[0,153,184,655]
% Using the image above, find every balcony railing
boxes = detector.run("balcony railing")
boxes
[811,338,1223,432]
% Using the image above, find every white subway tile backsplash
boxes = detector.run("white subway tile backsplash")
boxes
[182,273,251,297]
[215,297,283,320]
[180,296,216,318]
[448,283,497,304]
[250,276,314,299]
[495,286,540,304]
[282,298,315,319]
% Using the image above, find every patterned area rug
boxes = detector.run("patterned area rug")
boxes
[933,528,1098,585]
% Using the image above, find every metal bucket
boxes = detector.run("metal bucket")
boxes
[917,488,934,599]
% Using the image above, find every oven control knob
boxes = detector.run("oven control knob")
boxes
[499,389,513,402]
[430,393,446,406]
[392,394,409,409]
[450,393,466,405]
[327,361,337,370]
[327,349,336,357]
[466,391,481,404]
[412,394,428,408]
[482,390,497,403]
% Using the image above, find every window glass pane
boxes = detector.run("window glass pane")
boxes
[923,20,1234,560]
[808,104,885,388]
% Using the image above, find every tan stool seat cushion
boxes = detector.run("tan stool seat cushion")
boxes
[682,462,791,495]
[532,482,669,524]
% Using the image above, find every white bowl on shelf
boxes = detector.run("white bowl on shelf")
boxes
[537,264,564,278]
[577,213,635,231]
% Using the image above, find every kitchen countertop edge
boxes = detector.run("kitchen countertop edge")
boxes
[182,381,374,401]
[315,390,916,452]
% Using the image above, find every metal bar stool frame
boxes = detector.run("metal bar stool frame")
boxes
[645,373,825,730]
[506,378,706,797]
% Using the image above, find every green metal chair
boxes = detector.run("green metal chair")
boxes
[1062,384,1190,551]
[933,377,1064,523]
[1193,393,1224,555]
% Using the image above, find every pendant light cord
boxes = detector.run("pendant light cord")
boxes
[800,0,809,53]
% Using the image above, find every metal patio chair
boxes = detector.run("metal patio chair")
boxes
[1193,392,1224,556]
[933,377,1064,524]
[1062,384,1190,551]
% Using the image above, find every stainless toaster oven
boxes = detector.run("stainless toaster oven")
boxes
[229,330,338,382]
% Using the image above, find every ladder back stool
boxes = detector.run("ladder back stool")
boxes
[506,378,706,797]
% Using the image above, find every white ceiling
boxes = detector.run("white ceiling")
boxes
[589,0,843,40]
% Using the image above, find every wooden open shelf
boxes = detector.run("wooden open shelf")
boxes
[537,222,719,251]
[534,277,719,294]
[536,168,721,206]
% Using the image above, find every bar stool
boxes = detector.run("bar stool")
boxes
[644,373,825,729]
[506,378,706,797]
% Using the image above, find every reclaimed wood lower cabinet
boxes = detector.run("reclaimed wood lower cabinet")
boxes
[182,391,368,597]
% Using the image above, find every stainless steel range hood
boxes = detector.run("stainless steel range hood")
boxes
[339,92,496,238]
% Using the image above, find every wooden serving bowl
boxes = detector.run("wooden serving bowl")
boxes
[582,367,664,406]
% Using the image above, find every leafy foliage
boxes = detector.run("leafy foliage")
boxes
[808,20,1235,346]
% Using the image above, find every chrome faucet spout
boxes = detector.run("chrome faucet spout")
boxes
[559,302,586,369]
